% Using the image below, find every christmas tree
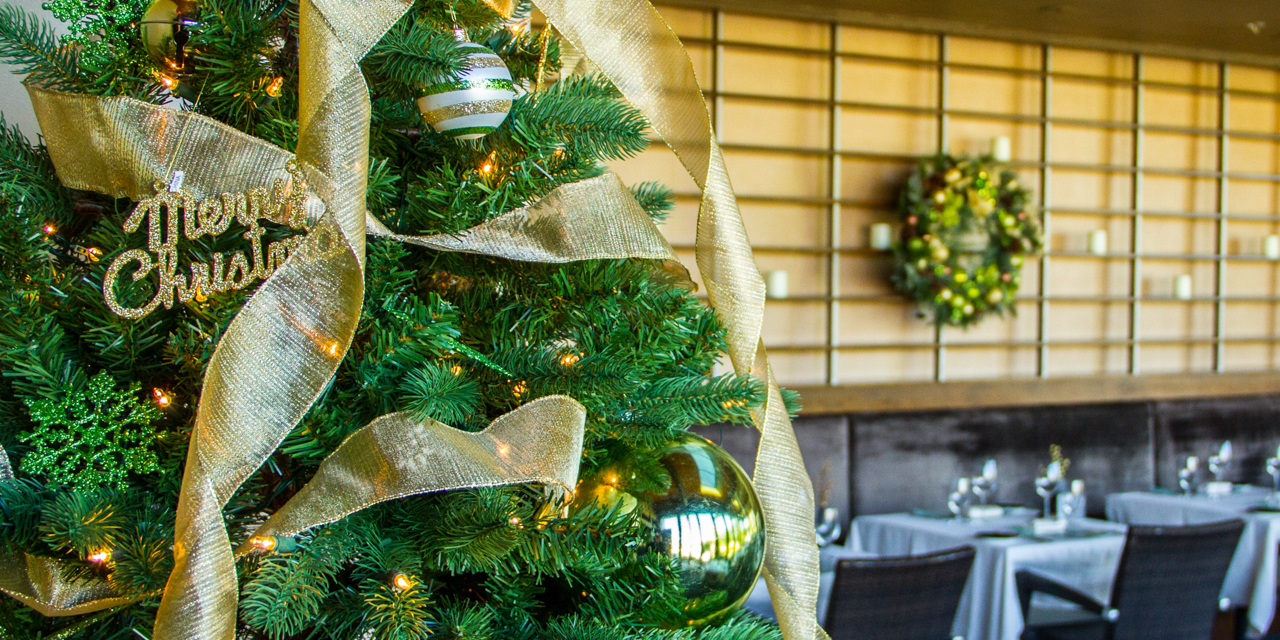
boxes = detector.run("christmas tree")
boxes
[0,1,822,639]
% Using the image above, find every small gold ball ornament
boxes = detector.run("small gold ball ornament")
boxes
[139,0,200,74]
[572,432,765,628]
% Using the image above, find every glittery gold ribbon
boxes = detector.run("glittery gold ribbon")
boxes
[529,1,827,637]
[145,0,412,637]
[0,447,139,617]
[0,552,136,617]
[236,395,585,553]
[27,86,676,267]
[366,173,676,264]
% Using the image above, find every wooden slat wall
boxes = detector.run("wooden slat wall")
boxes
[607,7,1280,390]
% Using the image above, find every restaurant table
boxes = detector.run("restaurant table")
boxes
[851,512,1127,640]
[1107,487,1280,636]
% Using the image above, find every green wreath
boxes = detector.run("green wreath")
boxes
[892,154,1041,328]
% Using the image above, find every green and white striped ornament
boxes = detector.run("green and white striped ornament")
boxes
[417,37,516,141]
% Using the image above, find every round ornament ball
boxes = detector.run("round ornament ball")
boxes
[572,431,766,629]
[139,0,201,74]
[417,37,516,141]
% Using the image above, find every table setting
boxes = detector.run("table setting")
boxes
[748,453,1127,640]
[1108,440,1280,636]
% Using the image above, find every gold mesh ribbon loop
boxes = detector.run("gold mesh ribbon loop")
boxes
[146,0,413,637]
[236,395,586,552]
[529,1,827,637]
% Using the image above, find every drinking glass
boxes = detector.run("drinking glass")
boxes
[1035,474,1056,518]
[971,476,992,505]
[1179,456,1199,495]
[1267,446,1280,496]
[1208,441,1232,482]
[971,460,997,505]
[948,478,972,520]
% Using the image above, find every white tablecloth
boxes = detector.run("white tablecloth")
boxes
[852,513,1127,640]
[1107,489,1280,636]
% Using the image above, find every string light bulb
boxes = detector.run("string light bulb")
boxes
[153,388,172,407]
[392,573,413,592]
[43,224,55,235]
[480,151,497,175]
[509,516,521,526]
[512,381,527,398]
[87,549,112,565]
[249,536,277,552]
[156,73,178,90]
[559,352,580,367]
[450,364,463,376]
[265,76,284,97]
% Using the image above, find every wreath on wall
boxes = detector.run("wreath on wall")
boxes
[892,154,1041,328]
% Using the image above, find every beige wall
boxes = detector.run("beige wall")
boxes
[612,6,1280,387]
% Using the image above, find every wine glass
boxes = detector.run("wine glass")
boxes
[1035,473,1056,518]
[1208,441,1232,482]
[948,477,973,520]
[1179,456,1199,495]
[815,507,841,548]
[1267,446,1280,497]
[972,460,998,505]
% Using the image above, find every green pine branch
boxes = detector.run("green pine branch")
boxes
[0,4,84,91]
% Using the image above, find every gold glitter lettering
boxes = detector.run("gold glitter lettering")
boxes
[103,163,312,318]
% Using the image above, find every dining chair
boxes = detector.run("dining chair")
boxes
[1016,518,1245,640]
[825,545,975,640]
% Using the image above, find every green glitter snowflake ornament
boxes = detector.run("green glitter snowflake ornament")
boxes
[19,371,161,490]
[43,0,152,51]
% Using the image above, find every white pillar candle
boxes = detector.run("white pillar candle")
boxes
[1174,274,1193,300]
[1088,230,1108,256]
[991,136,1012,163]
[869,223,894,251]
[1186,456,1199,472]
[1266,235,1280,260]
[763,270,788,300]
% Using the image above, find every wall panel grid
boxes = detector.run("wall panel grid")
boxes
[607,6,1280,387]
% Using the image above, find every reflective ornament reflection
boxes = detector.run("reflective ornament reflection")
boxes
[572,432,765,628]
[139,0,201,74]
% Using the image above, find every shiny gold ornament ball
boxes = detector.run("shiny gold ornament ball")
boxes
[139,0,201,74]
[572,432,766,628]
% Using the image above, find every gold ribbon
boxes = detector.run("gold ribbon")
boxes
[528,1,827,637]
[28,85,676,268]
[236,395,585,553]
[145,0,411,637]
[0,447,138,617]
[0,552,135,617]
[366,173,676,264]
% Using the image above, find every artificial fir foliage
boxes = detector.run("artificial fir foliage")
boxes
[0,1,788,638]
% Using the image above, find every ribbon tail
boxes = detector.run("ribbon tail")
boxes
[237,395,586,551]
[532,1,826,637]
